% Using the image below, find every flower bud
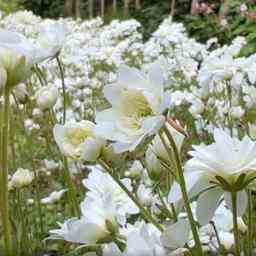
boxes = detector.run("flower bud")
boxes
[35,85,59,110]
[13,83,28,104]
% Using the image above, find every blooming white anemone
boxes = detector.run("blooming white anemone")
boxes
[95,59,171,153]
[83,166,139,223]
[168,129,256,225]
[53,120,105,161]
[49,194,118,245]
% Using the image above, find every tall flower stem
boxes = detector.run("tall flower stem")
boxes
[231,191,240,256]
[0,86,13,256]
[98,159,163,232]
[63,156,80,217]
[56,56,66,124]
[56,56,80,217]
[247,189,253,256]
[162,125,204,256]
[28,135,44,240]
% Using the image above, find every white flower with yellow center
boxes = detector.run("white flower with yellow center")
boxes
[53,120,105,161]
[95,60,171,153]
[168,129,256,226]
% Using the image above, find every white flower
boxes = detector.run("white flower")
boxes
[220,19,228,28]
[49,217,108,244]
[103,243,122,256]
[53,120,105,161]
[82,166,139,223]
[41,189,67,204]
[35,85,59,110]
[229,106,244,119]
[44,159,60,171]
[37,23,67,59]
[10,168,34,188]
[218,231,234,250]
[189,99,204,118]
[95,59,171,153]
[240,4,248,13]
[127,160,144,178]
[168,129,256,225]
[146,121,185,178]
[161,218,190,251]
[0,30,39,87]
[187,129,256,182]
[50,194,119,245]
[123,222,165,256]
[137,184,153,206]
[32,108,44,118]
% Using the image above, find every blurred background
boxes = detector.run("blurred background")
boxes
[1,0,256,54]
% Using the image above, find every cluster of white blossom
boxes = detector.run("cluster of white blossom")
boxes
[2,9,256,256]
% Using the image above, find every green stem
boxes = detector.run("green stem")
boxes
[0,86,13,256]
[231,191,240,256]
[56,56,67,124]
[162,125,204,256]
[27,134,44,242]
[247,189,253,256]
[63,156,80,217]
[210,221,222,252]
[157,188,174,220]
[99,159,163,232]
[56,56,80,217]
[226,82,233,137]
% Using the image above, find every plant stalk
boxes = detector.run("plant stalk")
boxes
[162,125,204,256]
[99,159,163,232]
[231,191,240,256]
[0,86,13,256]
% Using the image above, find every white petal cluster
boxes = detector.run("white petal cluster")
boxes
[95,59,171,153]
[53,120,105,161]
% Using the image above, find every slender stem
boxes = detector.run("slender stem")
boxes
[157,188,174,220]
[0,94,3,225]
[63,156,80,217]
[171,203,178,222]
[56,56,80,217]
[162,125,204,256]
[231,191,240,256]
[210,221,222,251]
[56,56,67,124]
[27,134,44,242]
[247,189,253,256]
[0,86,13,256]
[226,82,233,136]
[98,159,163,232]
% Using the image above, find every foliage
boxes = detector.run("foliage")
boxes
[0,0,21,13]
[19,0,65,18]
